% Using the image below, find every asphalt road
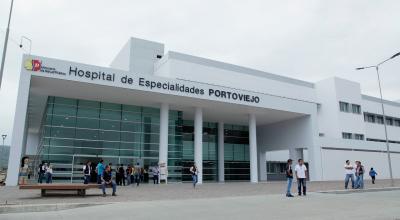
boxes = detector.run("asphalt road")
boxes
[1,190,400,220]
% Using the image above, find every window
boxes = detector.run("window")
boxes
[319,133,325,137]
[386,117,394,126]
[376,116,384,124]
[342,132,352,139]
[395,120,400,127]
[354,134,364,140]
[339,102,349,112]
[365,114,375,123]
[351,104,361,114]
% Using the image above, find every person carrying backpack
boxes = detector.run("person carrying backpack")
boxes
[83,161,92,184]
[285,159,294,197]
[190,163,199,189]
[355,161,364,189]
[37,161,45,184]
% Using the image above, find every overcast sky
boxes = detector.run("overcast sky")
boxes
[0,0,399,145]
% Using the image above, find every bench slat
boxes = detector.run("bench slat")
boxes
[19,184,100,190]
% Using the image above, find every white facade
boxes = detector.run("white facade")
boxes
[6,37,400,186]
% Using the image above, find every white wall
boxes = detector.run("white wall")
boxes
[159,52,317,104]
[109,40,131,71]
[321,149,400,180]
[318,137,400,180]
[315,78,340,138]
[129,38,164,75]
[335,78,366,136]
[110,37,164,75]
[362,98,400,141]
[258,115,315,151]
[315,77,366,139]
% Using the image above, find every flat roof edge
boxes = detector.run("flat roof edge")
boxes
[167,51,315,88]
[362,95,400,107]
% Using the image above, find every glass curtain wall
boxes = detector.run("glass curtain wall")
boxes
[38,96,166,182]
[181,120,218,182]
[224,124,250,181]
[167,111,184,182]
[37,96,250,183]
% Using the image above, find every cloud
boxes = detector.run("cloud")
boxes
[0,0,399,143]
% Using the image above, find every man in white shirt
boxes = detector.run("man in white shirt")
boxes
[295,159,307,196]
[344,160,355,189]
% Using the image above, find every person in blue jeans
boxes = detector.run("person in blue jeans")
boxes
[190,163,198,189]
[83,161,92,184]
[96,159,105,184]
[344,160,355,189]
[369,167,377,184]
[285,159,294,197]
[355,161,364,189]
[101,165,116,197]
[45,165,53,184]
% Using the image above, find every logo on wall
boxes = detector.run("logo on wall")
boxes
[24,59,42,71]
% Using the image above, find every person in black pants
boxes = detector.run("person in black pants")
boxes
[37,161,45,184]
[295,159,308,196]
[152,166,159,184]
[118,164,126,186]
[83,161,92,184]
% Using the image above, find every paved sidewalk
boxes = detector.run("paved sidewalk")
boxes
[1,190,400,220]
[0,179,399,205]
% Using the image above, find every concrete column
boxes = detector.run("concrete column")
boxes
[307,112,323,181]
[258,149,267,181]
[158,103,169,165]
[289,148,304,163]
[249,113,258,183]
[218,122,224,182]
[6,71,31,186]
[194,107,203,184]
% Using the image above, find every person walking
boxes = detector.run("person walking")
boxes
[190,163,199,189]
[37,161,45,184]
[134,162,141,187]
[126,165,133,185]
[19,156,31,185]
[152,166,160,184]
[116,164,121,185]
[285,159,294,197]
[101,165,117,197]
[83,161,92,184]
[140,167,145,183]
[355,161,365,189]
[45,164,53,184]
[344,160,355,189]
[117,164,126,186]
[295,159,307,196]
[369,167,377,184]
[96,159,105,184]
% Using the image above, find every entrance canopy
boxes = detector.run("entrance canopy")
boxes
[27,75,308,134]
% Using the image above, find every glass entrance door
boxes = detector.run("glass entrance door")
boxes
[71,154,119,183]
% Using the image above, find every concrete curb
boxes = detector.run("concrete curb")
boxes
[0,202,109,214]
[317,187,400,194]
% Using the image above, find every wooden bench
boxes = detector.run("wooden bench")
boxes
[19,184,100,197]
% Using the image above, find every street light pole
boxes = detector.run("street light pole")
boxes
[1,134,6,147]
[375,66,394,187]
[0,0,15,89]
[356,51,400,187]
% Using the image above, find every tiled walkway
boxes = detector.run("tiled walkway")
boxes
[0,179,399,205]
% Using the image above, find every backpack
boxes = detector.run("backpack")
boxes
[359,166,364,175]
[38,165,45,174]
[84,165,90,175]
